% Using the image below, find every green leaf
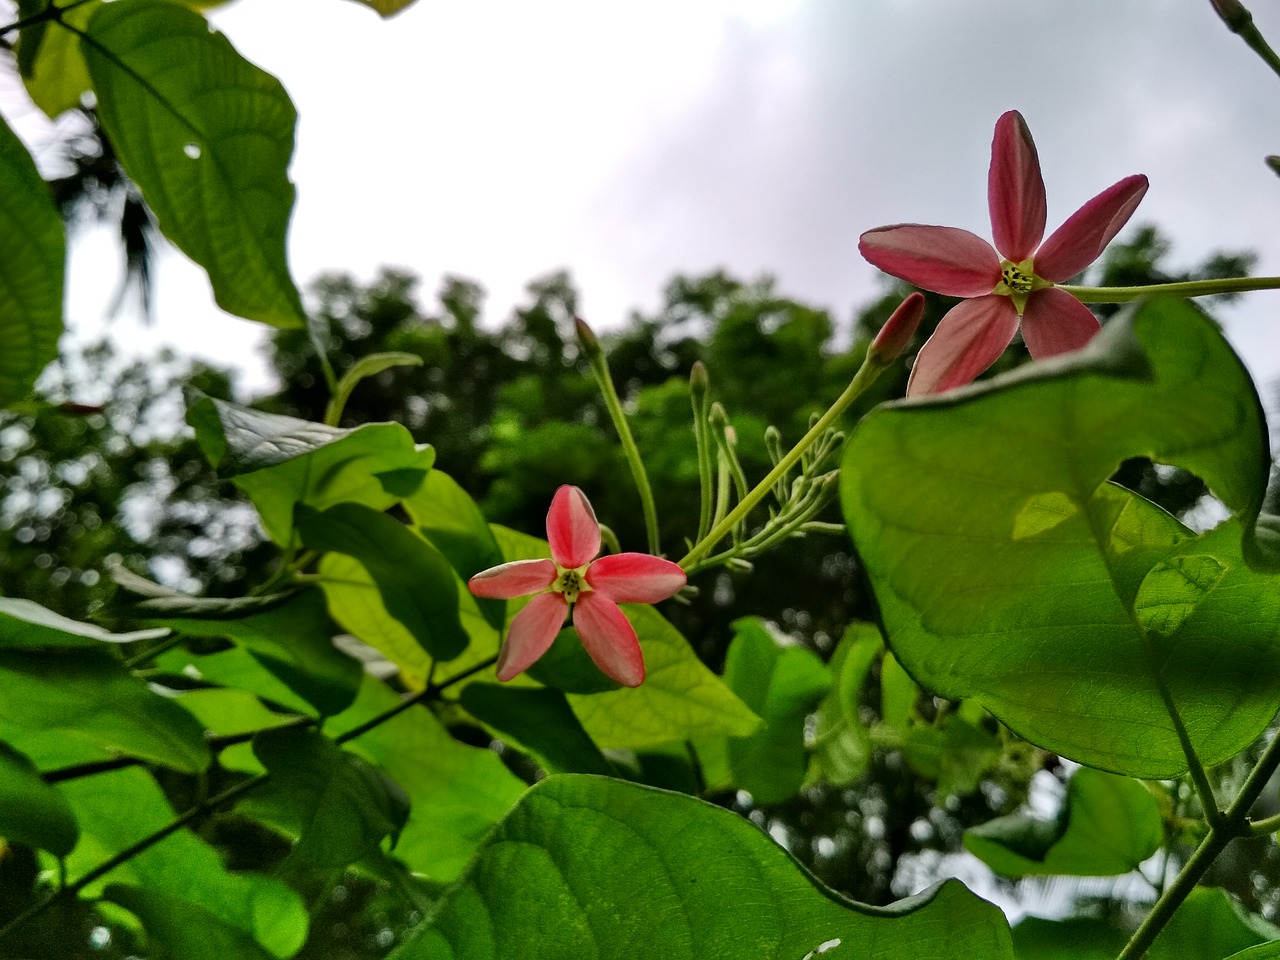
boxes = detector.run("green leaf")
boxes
[841,298,1280,778]
[0,596,168,648]
[104,885,277,960]
[56,767,308,958]
[317,552,433,686]
[187,395,434,544]
[1011,917,1126,960]
[405,469,506,631]
[173,688,302,774]
[807,623,882,787]
[138,589,362,717]
[896,702,1000,798]
[83,0,304,327]
[346,0,420,16]
[17,1,101,117]
[1226,942,1280,959]
[0,649,209,773]
[0,741,79,856]
[460,684,613,775]
[329,677,526,882]
[298,503,468,662]
[158,646,316,718]
[718,617,831,804]
[389,775,1015,960]
[569,604,762,749]
[880,652,917,730]
[327,351,424,425]
[0,113,64,408]
[964,767,1162,877]
[243,728,409,870]
[1150,887,1280,959]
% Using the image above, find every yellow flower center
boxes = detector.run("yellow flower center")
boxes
[552,565,591,604]
[993,258,1052,316]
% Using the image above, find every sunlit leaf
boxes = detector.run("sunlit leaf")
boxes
[0,113,64,407]
[965,767,1162,877]
[389,775,1015,959]
[16,1,101,117]
[84,0,305,326]
[55,767,308,958]
[326,351,424,425]
[298,503,468,662]
[328,677,526,882]
[187,394,434,543]
[0,741,79,856]
[104,885,277,960]
[0,649,209,773]
[405,469,506,630]
[841,298,1280,778]
[0,597,168,648]
[138,589,362,716]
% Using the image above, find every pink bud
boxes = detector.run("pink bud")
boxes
[1210,0,1252,30]
[869,293,926,363]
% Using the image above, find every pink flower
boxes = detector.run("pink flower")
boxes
[859,110,1148,396]
[468,485,686,687]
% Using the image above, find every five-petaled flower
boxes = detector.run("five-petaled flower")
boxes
[859,110,1148,396]
[468,485,686,687]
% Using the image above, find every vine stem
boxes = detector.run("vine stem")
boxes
[1060,275,1280,303]
[7,655,503,944]
[1118,726,1280,959]
[678,354,884,570]
[0,0,98,35]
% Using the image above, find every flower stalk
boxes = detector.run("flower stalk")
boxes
[576,318,661,554]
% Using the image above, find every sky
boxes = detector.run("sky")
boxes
[10,0,1280,406]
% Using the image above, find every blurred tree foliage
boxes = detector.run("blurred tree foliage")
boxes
[2,225,1271,933]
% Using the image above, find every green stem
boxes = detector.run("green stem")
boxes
[1212,0,1280,81]
[679,356,882,570]
[1117,825,1233,960]
[0,0,98,35]
[577,320,661,554]
[1118,726,1280,959]
[1060,275,1280,302]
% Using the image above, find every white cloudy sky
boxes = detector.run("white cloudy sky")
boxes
[15,0,1280,402]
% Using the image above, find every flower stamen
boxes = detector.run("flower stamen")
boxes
[553,565,591,604]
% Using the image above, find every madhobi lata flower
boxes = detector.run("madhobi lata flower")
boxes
[860,110,1148,396]
[468,485,686,687]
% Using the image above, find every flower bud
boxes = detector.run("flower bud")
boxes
[574,316,603,362]
[869,293,926,364]
[689,360,709,403]
[1210,0,1252,30]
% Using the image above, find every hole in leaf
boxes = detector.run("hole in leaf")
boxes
[183,143,202,160]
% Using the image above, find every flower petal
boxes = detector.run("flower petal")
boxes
[572,593,645,687]
[1019,288,1101,360]
[859,225,1002,297]
[585,553,686,603]
[1034,174,1149,282]
[906,295,1020,397]
[546,484,601,569]
[988,110,1047,262]
[468,558,556,599]
[496,592,567,681]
